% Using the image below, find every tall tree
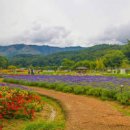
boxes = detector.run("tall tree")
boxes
[0,56,8,69]
[103,50,125,68]
[96,59,105,70]
[123,40,130,60]
[61,58,75,69]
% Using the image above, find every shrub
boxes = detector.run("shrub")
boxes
[73,86,85,94]
[62,86,73,93]
[116,92,130,105]
[101,89,116,100]
[86,87,95,95]
[37,82,49,88]
[55,84,64,91]
[91,88,102,97]
[48,83,58,89]
[28,82,38,86]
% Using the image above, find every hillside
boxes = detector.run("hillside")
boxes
[10,44,123,67]
[0,44,84,57]
[45,44,123,62]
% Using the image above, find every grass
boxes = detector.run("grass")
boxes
[108,101,130,116]
[24,121,64,130]
[2,95,65,130]
[103,73,130,78]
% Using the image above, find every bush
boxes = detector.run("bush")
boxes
[73,86,85,94]
[116,92,130,105]
[28,82,38,86]
[91,88,102,97]
[48,83,58,89]
[55,84,64,91]
[86,87,95,95]
[37,82,49,88]
[62,86,73,93]
[101,89,116,100]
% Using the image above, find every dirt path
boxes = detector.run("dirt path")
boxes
[30,87,130,130]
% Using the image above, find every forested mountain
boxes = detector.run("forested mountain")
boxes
[46,44,122,62]
[0,44,84,57]
[9,44,124,67]
[1,42,130,69]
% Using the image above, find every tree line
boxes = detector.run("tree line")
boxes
[0,41,130,70]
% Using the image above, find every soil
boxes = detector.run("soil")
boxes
[31,87,130,130]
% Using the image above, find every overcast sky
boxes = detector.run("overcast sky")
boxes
[0,0,130,47]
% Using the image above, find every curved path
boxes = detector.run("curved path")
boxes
[31,87,130,130]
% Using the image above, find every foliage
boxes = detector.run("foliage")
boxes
[103,50,125,68]
[61,58,75,70]
[0,56,8,69]
[96,59,105,70]
[116,92,130,105]
[62,86,73,93]
[86,87,102,96]
[24,121,64,130]
[123,40,130,60]
[0,87,43,121]
[73,86,85,94]
[8,44,125,68]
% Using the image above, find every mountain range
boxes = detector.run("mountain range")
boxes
[7,44,123,67]
[0,44,84,57]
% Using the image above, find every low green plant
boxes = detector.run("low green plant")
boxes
[116,92,130,105]
[89,88,102,96]
[24,121,64,130]
[73,86,85,94]
[55,84,64,91]
[101,89,116,100]
[62,86,73,93]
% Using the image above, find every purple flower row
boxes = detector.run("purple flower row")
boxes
[4,75,130,89]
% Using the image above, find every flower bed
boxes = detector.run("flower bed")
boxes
[3,76,130,105]
[0,86,43,129]
[4,75,130,89]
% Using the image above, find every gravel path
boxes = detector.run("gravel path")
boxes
[31,87,130,130]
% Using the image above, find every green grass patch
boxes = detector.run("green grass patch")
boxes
[24,121,64,130]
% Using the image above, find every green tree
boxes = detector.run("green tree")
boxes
[123,40,130,60]
[96,59,105,70]
[103,50,125,68]
[0,56,8,69]
[121,59,130,68]
[73,60,90,69]
[61,58,75,70]
[8,65,17,73]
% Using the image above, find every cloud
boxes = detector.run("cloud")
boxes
[91,23,130,44]
[1,0,130,47]
[10,24,71,47]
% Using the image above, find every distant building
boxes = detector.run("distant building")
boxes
[120,68,126,74]
[76,67,88,74]
[120,68,130,74]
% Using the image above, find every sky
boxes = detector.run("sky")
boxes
[0,0,130,47]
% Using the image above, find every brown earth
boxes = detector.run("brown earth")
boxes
[31,87,130,130]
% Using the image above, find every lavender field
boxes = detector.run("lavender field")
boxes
[4,75,130,90]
